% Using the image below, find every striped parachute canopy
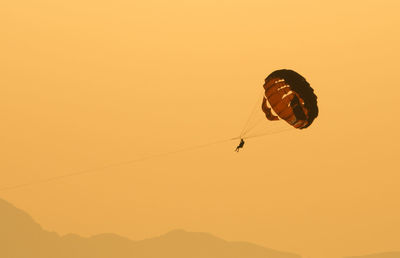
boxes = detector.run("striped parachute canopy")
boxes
[262,69,318,129]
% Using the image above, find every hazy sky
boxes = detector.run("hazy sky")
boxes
[1,1,400,258]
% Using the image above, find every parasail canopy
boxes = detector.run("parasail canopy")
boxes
[262,69,318,129]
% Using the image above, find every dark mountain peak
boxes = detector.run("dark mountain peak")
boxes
[0,198,35,222]
[164,228,187,235]
[61,233,84,241]
[89,233,134,245]
[160,229,226,242]
[0,198,302,258]
[0,198,43,235]
[347,252,400,258]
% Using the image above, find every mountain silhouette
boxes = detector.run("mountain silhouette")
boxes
[0,198,300,258]
[347,253,400,258]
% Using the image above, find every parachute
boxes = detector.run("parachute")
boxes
[262,69,318,129]
[239,69,318,140]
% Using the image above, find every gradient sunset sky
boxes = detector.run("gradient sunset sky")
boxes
[1,1,400,258]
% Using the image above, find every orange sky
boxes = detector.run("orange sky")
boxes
[1,1,400,258]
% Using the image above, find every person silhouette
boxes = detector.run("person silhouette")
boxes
[235,139,245,152]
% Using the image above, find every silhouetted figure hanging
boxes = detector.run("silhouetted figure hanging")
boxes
[235,139,245,152]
